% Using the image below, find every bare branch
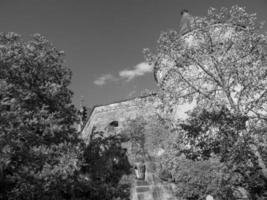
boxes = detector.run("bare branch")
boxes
[245,90,267,115]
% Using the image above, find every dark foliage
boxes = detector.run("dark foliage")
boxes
[180,106,249,161]
[0,32,132,200]
[178,107,267,199]
[0,32,80,200]
[78,129,132,200]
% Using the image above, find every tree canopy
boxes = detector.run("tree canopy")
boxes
[0,32,80,199]
[0,32,133,200]
[145,6,267,199]
[145,6,267,118]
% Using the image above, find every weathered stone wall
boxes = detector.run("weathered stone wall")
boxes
[81,94,179,200]
[81,94,161,144]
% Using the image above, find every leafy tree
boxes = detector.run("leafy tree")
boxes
[80,129,132,200]
[0,32,80,199]
[170,157,223,200]
[146,6,266,116]
[145,5,267,176]
[144,6,267,199]
[179,106,249,161]
[179,108,266,199]
[123,115,174,159]
[0,32,133,200]
[123,117,147,161]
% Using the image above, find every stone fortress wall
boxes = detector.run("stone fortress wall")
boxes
[81,94,161,144]
[81,94,179,200]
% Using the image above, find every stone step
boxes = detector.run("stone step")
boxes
[137,193,145,200]
[136,186,150,193]
[136,180,149,186]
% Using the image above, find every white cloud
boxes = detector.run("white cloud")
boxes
[94,74,117,86]
[94,62,153,86]
[119,62,153,81]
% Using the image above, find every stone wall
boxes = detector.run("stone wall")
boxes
[81,94,161,144]
[81,94,180,200]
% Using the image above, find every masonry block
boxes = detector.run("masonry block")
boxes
[136,186,150,193]
[137,193,145,200]
[136,180,149,186]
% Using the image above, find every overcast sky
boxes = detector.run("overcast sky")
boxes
[0,0,266,108]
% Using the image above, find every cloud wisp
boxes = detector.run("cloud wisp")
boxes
[94,62,153,86]
[93,74,117,86]
[119,62,153,81]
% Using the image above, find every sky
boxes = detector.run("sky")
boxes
[0,0,266,108]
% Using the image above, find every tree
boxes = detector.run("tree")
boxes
[145,5,267,176]
[80,129,132,200]
[0,32,80,199]
[179,108,266,199]
[169,157,223,200]
[144,6,267,199]
[123,117,147,162]
[145,6,266,118]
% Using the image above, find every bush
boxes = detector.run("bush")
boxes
[169,157,223,200]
